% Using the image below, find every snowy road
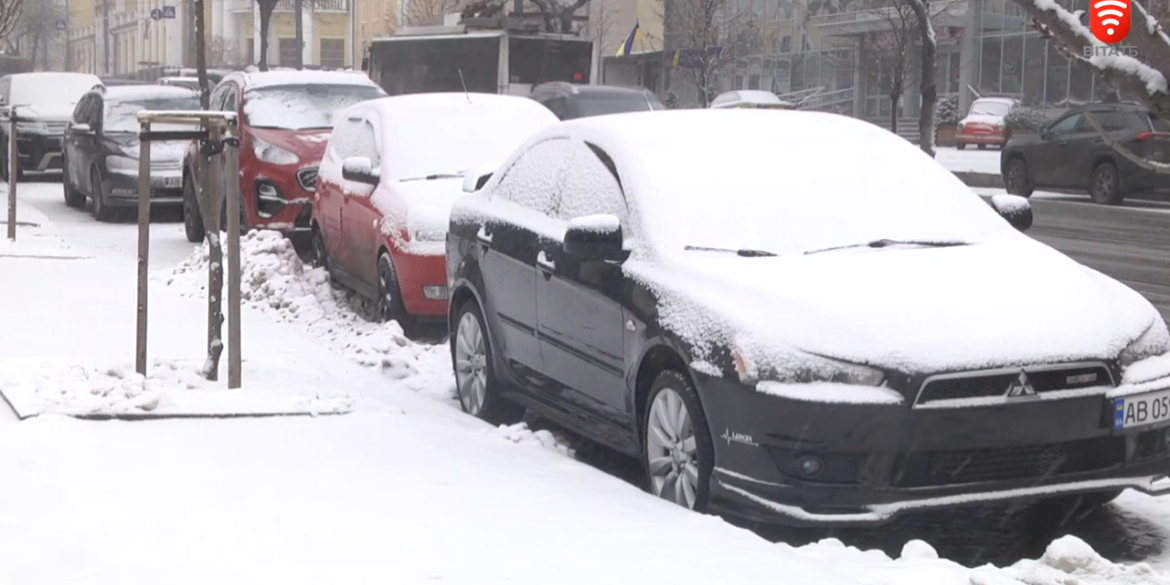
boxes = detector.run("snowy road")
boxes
[7,179,1170,583]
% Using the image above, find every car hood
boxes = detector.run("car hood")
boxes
[21,104,76,123]
[629,237,1159,374]
[249,127,331,162]
[960,113,1006,126]
[106,134,189,161]
[379,178,464,254]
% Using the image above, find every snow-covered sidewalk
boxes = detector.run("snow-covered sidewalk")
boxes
[2,184,1169,584]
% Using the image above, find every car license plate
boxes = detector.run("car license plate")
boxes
[1114,389,1170,431]
[162,176,180,188]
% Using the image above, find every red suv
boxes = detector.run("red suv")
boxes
[312,93,558,335]
[182,70,386,244]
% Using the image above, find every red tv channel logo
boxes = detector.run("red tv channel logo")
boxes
[1091,0,1132,44]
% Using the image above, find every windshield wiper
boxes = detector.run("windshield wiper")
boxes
[684,245,777,257]
[400,173,466,182]
[803,239,968,256]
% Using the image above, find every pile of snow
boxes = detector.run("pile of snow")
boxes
[2,364,161,416]
[495,422,576,457]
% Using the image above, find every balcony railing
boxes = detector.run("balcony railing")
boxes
[229,0,348,12]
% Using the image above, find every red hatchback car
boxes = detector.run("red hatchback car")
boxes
[312,93,558,335]
[182,70,386,244]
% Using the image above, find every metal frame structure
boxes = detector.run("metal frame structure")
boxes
[135,109,243,388]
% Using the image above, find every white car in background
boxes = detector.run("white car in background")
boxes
[956,96,1019,150]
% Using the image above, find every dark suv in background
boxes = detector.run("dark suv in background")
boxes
[1001,102,1170,205]
[531,82,664,120]
[0,72,102,180]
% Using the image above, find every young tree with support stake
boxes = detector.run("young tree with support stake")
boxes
[1010,0,1170,174]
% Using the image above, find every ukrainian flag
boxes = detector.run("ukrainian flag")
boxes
[615,20,641,57]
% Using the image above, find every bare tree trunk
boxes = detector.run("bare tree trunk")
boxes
[294,0,304,69]
[907,0,937,156]
[194,0,210,109]
[258,2,275,71]
[889,95,899,134]
[193,0,225,381]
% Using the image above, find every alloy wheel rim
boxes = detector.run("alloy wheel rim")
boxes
[454,312,487,415]
[378,262,394,319]
[1009,161,1025,189]
[646,387,699,509]
[1095,167,1114,197]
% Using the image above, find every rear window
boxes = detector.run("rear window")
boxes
[1149,112,1170,132]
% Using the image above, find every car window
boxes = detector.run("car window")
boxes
[1079,110,1116,132]
[209,84,228,110]
[86,96,102,127]
[1048,113,1082,135]
[538,95,569,119]
[223,85,239,112]
[1101,111,1128,131]
[1149,112,1170,132]
[493,137,570,216]
[556,140,627,226]
[329,111,380,166]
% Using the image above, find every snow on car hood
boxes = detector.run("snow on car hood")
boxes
[960,113,1005,126]
[626,236,1161,375]
[118,139,189,161]
[20,104,77,123]
[374,178,464,256]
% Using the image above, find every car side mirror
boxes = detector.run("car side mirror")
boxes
[342,156,379,186]
[462,166,493,193]
[72,123,92,134]
[563,214,625,260]
[990,194,1033,232]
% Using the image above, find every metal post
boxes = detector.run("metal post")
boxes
[6,107,16,241]
[226,124,242,389]
[294,0,305,70]
[135,120,152,376]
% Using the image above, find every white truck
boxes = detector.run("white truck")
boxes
[365,25,598,97]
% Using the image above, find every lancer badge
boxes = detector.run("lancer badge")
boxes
[1005,370,1038,398]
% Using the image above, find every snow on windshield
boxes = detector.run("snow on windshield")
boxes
[618,110,1015,257]
[11,74,100,107]
[970,101,1011,116]
[244,84,385,130]
[380,97,559,181]
[105,96,201,133]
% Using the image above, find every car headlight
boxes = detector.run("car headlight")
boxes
[16,121,46,133]
[1120,321,1170,367]
[733,347,885,386]
[406,206,448,243]
[105,155,139,173]
[252,137,299,165]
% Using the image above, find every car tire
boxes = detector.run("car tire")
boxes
[311,224,329,270]
[642,370,715,513]
[376,252,417,335]
[183,172,205,243]
[956,142,966,151]
[1003,156,1034,198]
[1089,161,1124,205]
[451,299,525,425]
[63,164,85,208]
[90,167,115,222]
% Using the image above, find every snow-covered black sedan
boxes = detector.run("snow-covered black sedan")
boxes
[445,109,1170,527]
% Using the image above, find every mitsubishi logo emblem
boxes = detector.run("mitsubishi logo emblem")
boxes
[1005,369,1038,398]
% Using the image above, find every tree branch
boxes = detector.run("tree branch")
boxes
[1082,108,1170,174]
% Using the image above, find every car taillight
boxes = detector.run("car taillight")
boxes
[1137,131,1169,140]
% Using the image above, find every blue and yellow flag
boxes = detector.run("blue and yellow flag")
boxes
[615,20,641,57]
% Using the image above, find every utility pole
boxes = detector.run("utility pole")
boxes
[101,0,111,74]
[65,0,72,71]
[294,0,304,69]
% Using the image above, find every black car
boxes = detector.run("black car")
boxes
[1001,102,1170,204]
[530,82,664,120]
[0,72,102,180]
[447,109,1170,528]
[62,85,200,221]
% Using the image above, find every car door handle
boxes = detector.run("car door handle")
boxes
[536,250,555,277]
[476,225,492,246]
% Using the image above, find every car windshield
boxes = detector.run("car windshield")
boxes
[576,93,663,117]
[970,101,1011,116]
[386,104,555,181]
[104,95,202,133]
[628,112,1017,256]
[244,84,385,130]
[11,74,99,107]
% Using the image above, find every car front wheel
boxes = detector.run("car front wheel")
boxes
[643,370,715,512]
[90,167,114,222]
[451,299,524,424]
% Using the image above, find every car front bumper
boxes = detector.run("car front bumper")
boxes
[694,372,1170,527]
[104,169,184,207]
[16,131,64,172]
[956,130,1007,145]
[394,249,449,317]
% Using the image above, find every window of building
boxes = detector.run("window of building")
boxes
[321,38,345,69]
[278,38,299,66]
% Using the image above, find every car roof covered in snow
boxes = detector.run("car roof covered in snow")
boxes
[361,92,554,119]
[100,85,197,101]
[233,69,379,90]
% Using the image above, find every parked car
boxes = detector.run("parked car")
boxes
[0,71,102,180]
[182,70,386,244]
[100,77,150,87]
[531,82,664,120]
[313,92,558,334]
[709,89,795,109]
[157,76,201,91]
[62,85,200,221]
[956,96,1018,149]
[447,108,1170,528]
[1002,102,1170,205]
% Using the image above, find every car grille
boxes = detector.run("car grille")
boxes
[297,166,317,192]
[151,159,183,172]
[915,363,1112,406]
[893,436,1125,488]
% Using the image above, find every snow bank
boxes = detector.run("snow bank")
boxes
[2,364,161,416]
